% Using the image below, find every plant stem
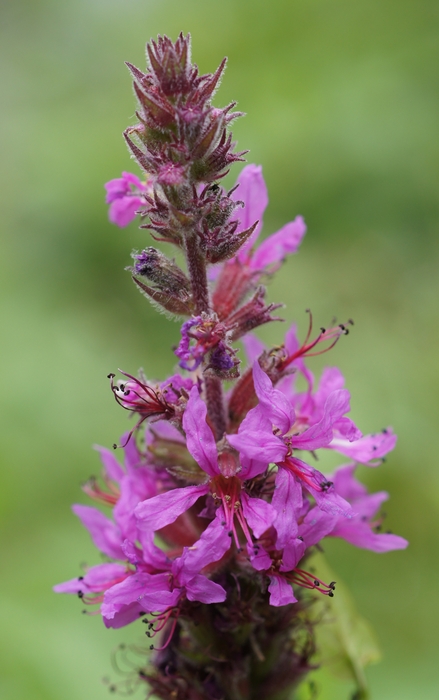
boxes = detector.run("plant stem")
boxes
[184,231,210,315]
[184,229,227,439]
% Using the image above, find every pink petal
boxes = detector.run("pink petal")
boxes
[121,171,145,188]
[227,406,276,479]
[135,483,210,532]
[53,563,128,595]
[177,513,231,577]
[250,216,306,271]
[103,602,144,629]
[109,196,143,227]
[298,507,338,547]
[292,389,351,451]
[331,520,408,553]
[227,428,286,466]
[248,544,272,571]
[138,530,171,571]
[102,572,176,620]
[72,504,124,560]
[232,164,268,260]
[241,494,275,538]
[114,470,156,541]
[330,428,397,465]
[272,469,302,548]
[332,463,367,501]
[268,575,298,606]
[183,386,219,477]
[280,538,306,572]
[184,575,227,604]
[252,361,295,435]
[94,445,124,482]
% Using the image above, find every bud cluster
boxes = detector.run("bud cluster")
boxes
[56,35,407,700]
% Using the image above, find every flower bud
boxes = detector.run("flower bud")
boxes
[131,248,194,316]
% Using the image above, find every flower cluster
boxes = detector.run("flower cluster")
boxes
[57,34,407,700]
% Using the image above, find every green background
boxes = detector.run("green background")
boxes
[1,0,438,698]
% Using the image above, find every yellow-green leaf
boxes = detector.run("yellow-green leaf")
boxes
[305,552,381,699]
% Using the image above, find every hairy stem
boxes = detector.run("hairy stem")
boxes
[184,229,227,439]
[184,231,210,314]
[204,375,227,439]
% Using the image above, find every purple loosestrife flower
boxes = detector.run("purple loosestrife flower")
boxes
[135,385,276,553]
[227,360,356,518]
[57,34,407,700]
[105,171,151,227]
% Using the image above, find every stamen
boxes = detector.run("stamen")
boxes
[149,614,179,652]
[279,310,353,371]
[285,567,336,596]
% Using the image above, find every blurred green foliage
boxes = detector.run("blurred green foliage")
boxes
[1,1,438,698]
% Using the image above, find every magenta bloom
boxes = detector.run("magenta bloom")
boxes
[135,385,275,553]
[227,361,355,516]
[104,171,150,227]
[330,463,408,552]
[232,164,307,272]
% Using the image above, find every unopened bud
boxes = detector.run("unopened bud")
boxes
[131,248,194,316]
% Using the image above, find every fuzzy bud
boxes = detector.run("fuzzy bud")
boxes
[131,248,194,316]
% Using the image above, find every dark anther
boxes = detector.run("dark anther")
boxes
[112,443,118,450]
[149,645,154,651]
[109,685,116,693]
[221,521,226,526]
[124,390,130,396]
[339,324,345,331]
[145,631,151,637]
[237,547,243,553]
[148,622,153,629]
[328,591,334,597]
[329,581,336,589]
[81,609,87,614]
[78,576,84,581]
[120,384,125,391]
[320,327,326,333]
[382,428,388,433]
[348,318,354,325]
[314,580,320,586]
[77,591,84,598]
[297,536,304,541]
[228,531,233,537]
[139,670,147,679]
[107,373,115,379]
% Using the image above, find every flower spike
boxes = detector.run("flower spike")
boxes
[57,34,407,700]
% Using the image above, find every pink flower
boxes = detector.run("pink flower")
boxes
[135,386,276,553]
[227,361,355,524]
[104,171,150,227]
[330,463,408,552]
[231,165,307,271]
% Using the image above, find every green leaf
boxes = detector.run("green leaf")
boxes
[305,552,381,699]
